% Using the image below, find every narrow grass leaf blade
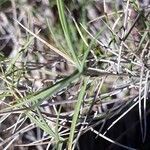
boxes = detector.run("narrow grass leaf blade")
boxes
[67,78,87,150]
[56,0,81,71]
[1,71,81,111]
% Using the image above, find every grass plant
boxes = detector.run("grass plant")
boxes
[0,0,149,150]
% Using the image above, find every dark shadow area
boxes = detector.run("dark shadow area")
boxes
[78,100,150,150]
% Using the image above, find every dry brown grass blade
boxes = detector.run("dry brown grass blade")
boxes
[15,19,75,65]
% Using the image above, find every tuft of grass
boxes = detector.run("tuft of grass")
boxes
[0,0,150,149]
